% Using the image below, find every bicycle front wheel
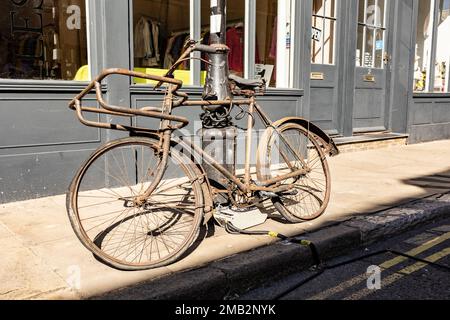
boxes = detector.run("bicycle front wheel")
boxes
[67,137,204,270]
[257,123,331,222]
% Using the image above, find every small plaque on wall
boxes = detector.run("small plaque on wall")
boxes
[311,72,324,80]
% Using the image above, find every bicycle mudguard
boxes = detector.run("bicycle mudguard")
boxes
[270,117,340,157]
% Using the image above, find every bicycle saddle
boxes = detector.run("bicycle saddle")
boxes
[228,74,266,90]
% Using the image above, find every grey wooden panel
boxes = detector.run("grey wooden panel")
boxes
[0,97,100,149]
[432,102,450,123]
[0,149,96,204]
[411,101,433,125]
[409,123,450,144]
[354,68,386,90]
[354,88,385,119]
[310,62,339,134]
[257,96,302,121]
[311,64,338,88]
[353,65,388,131]
[310,87,337,133]
[310,88,334,122]
[409,97,450,143]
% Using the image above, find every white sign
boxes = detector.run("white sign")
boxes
[210,14,222,33]
[66,5,81,30]
[255,64,274,88]
[312,27,322,42]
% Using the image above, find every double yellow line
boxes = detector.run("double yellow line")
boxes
[308,230,450,300]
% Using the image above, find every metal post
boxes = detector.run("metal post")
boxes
[201,0,237,205]
[202,0,232,103]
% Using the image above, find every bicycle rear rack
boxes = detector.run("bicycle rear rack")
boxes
[68,68,190,134]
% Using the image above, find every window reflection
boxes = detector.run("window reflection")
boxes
[356,0,386,69]
[0,0,88,81]
[312,0,336,65]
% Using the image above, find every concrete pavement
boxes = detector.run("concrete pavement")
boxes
[1,139,450,299]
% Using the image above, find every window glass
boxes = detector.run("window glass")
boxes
[133,0,191,85]
[356,0,386,69]
[255,0,292,88]
[434,0,450,92]
[255,0,277,87]
[0,0,88,81]
[201,1,245,77]
[311,0,336,65]
[413,0,433,92]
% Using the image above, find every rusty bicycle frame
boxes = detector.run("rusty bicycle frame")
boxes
[69,41,339,206]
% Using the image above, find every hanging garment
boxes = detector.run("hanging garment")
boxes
[164,35,177,69]
[134,16,152,59]
[151,20,160,62]
[170,34,187,60]
[269,17,277,60]
[179,34,191,70]
[201,32,211,71]
[226,26,244,73]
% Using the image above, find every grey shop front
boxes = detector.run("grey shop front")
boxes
[0,0,449,204]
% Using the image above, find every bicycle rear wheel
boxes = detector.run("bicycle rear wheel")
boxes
[67,137,204,270]
[257,123,330,222]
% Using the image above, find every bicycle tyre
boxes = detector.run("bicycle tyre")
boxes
[67,136,204,270]
[257,123,331,222]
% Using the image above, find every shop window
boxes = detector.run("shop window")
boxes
[133,0,295,89]
[414,0,433,92]
[413,0,450,93]
[133,0,193,85]
[0,0,88,81]
[133,0,245,85]
[200,1,245,78]
[434,0,450,92]
[256,0,293,88]
[311,0,337,65]
[356,0,386,69]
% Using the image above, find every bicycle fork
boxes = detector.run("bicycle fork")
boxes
[135,85,177,205]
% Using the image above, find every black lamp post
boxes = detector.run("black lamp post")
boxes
[201,0,237,204]
[202,0,232,106]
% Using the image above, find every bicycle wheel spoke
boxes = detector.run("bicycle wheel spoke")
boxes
[261,124,330,221]
[69,138,204,269]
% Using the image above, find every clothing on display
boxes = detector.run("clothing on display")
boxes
[134,16,161,67]
[166,32,190,69]
[226,26,244,73]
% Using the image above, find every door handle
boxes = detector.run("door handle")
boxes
[383,52,391,65]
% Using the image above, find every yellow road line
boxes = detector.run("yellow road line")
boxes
[343,247,450,300]
[307,231,450,300]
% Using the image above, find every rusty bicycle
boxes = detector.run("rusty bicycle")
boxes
[67,40,339,270]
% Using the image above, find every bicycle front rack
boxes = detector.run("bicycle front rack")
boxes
[68,68,190,134]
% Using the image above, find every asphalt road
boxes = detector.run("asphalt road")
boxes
[240,217,450,300]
